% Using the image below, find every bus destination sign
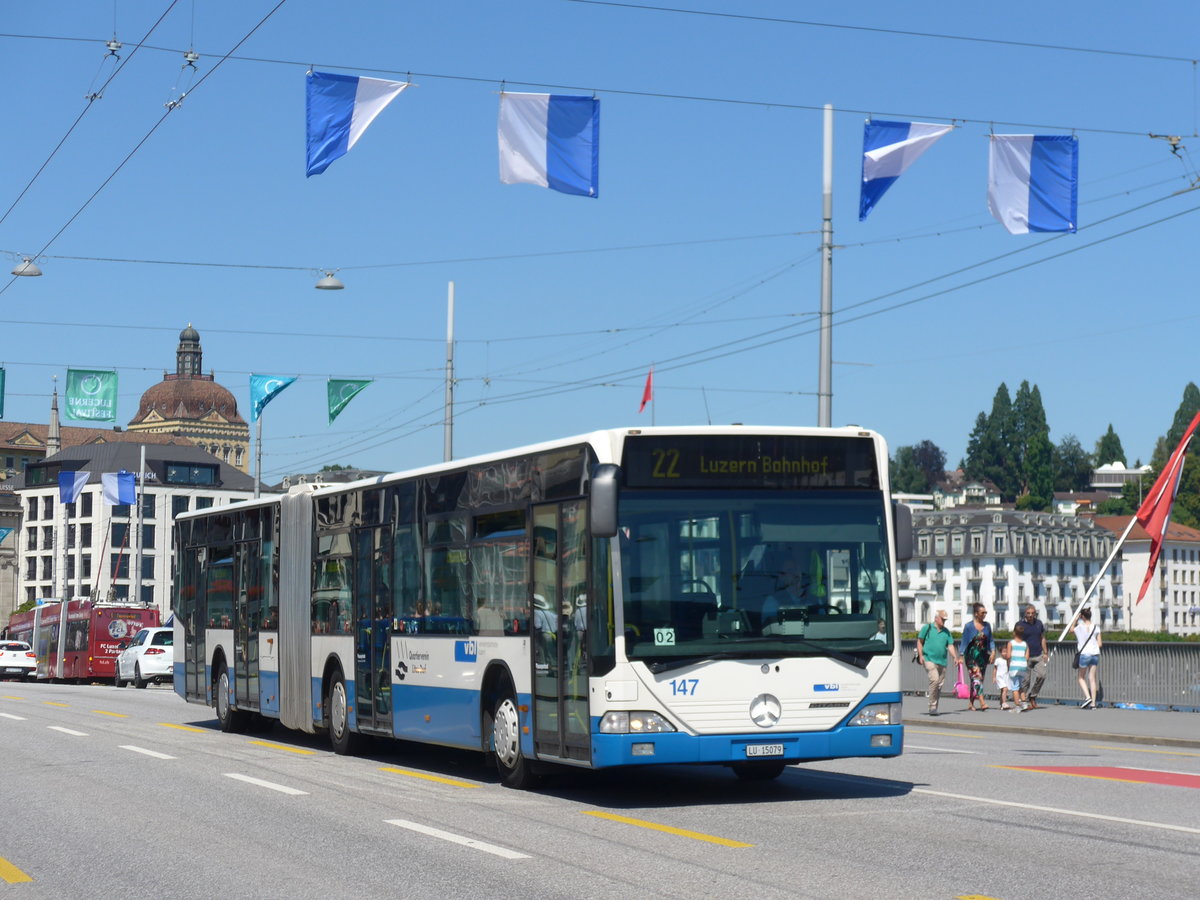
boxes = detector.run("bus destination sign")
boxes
[621,434,880,489]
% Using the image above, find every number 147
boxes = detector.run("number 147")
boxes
[669,678,699,696]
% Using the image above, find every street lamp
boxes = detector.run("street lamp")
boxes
[11,257,42,277]
[314,270,344,290]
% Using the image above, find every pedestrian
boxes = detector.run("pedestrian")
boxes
[1009,623,1030,712]
[916,609,959,716]
[1074,606,1102,708]
[958,602,995,711]
[1021,604,1049,708]
[994,641,1014,710]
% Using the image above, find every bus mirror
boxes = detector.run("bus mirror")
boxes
[589,464,621,538]
[892,501,913,561]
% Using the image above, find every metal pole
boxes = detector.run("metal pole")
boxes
[444,280,455,463]
[133,445,145,605]
[818,103,834,428]
[254,417,262,499]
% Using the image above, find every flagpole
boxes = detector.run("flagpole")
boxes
[444,281,455,463]
[1054,516,1137,645]
[818,103,833,428]
[254,417,262,499]
[133,445,145,606]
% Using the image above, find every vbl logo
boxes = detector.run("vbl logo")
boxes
[454,640,478,662]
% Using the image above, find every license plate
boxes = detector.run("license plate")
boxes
[745,743,784,758]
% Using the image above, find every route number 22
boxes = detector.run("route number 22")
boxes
[651,448,681,479]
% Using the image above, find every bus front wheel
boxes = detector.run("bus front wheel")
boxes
[326,671,359,755]
[492,691,539,789]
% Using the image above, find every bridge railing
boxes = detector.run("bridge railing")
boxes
[900,640,1200,710]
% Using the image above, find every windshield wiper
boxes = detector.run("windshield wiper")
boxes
[642,651,774,674]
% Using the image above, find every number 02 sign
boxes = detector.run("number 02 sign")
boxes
[654,628,676,646]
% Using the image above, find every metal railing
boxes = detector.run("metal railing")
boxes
[901,640,1200,711]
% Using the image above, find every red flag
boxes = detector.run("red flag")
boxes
[1134,409,1200,603]
[638,366,653,413]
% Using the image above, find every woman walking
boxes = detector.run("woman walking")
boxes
[959,603,995,711]
[1074,607,1102,708]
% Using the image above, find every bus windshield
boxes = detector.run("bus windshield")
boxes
[617,490,894,664]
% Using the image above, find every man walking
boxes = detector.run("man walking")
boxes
[1021,604,1048,709]
[916,609,959,716]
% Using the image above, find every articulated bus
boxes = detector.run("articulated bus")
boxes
[7,600,160,682]
[173,426,910,787]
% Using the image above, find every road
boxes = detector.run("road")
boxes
[1,681,1197,899]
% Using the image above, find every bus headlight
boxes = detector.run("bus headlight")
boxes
[847,703,903,727]
[599,711,677,734]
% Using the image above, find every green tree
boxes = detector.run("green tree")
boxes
[890,446,927,493]
[1053,434,1093,492]
[1130,384,1200,529]
[911,440,947,489]
[1011,381,1052,506]
[969,383,1019,500]
[1094,424,1126,466]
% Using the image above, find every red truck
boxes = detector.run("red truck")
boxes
[6,600,161,683]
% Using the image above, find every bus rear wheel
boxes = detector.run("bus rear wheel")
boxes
[731,760,787,781]
[326,671,359,755]
[492,691,539,789]
[215,664,248,733]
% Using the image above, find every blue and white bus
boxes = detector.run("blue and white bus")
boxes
[173,426,909,787]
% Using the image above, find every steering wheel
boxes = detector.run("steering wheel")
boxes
[806,603,842,615]
[680,579,716,595]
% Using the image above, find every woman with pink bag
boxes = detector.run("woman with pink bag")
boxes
[958,603,996,711]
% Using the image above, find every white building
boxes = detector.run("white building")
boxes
[16,443,257,619]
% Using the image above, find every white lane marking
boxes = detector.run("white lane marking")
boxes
[223,773,308,795]
[120,745,177,760]
[905,744,979,755]
[913,788,1200,836]
[0,713,26,721]
[385,819,531,859]
[47,725,87,736]
[803,769,1200,836]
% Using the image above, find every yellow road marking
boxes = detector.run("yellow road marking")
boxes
[2,695,21,700]
[42,701,68,707]
[1090,744,1200,758]
[379,766,481,788]
[158,722,208,733]
[0,856,32,884]
[956,895,1003,899]
[249,740,316,756]
[583,811,752,847]
[907,728,985,739]
[992,765,1146,785]
[92,710,129,718]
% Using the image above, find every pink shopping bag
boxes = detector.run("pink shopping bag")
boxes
[953,662,971,700]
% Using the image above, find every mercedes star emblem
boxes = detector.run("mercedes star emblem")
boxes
[749,693,782,728]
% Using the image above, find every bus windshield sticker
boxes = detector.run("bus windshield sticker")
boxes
[653,627,676,647]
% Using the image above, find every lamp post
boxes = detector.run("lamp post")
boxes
[444,281,454,463]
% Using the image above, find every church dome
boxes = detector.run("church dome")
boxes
[180,323,200,342]
[129,378,246,426]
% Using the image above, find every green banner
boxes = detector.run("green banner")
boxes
[327,378,372,424]
[64,368,118,422]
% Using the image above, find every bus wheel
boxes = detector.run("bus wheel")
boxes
[731,760,787,781]
[492,691,539,789]
[215,665,247,733]
[326,671,359,755]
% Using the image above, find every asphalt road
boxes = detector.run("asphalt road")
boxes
[2,681,1197,899]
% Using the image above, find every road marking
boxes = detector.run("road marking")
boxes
[915,787,1200,835]
[385,819,529,859]
[0,856,32,884]
[120,745,177,760]
[47,726,87,736]
[43,701,69,707]
[906,729,985,740]
[997,765,1200,789]
[1090,744,1200,759]
[2,695,22,700]
[379,766,481,788]
[905,744,979,754]
[583,811,753,847]
[158,722,208,733]
[0,712,26,721]
[249,740,316,756]
[223,773,308,795]
[92,710,129,718]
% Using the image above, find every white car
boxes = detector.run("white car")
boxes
[114,627,174,688]
[0,641,37,681]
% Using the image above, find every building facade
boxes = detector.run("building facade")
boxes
[15,444,256,620]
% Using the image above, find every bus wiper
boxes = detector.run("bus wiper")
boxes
[642,651,772,674]
[774,637,872,671]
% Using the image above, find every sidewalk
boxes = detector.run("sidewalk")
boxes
[901,694,1200,748]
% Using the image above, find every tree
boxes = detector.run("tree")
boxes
[969,383,1019,500]
[890,446,927,493]
[1130,384,1200,530]
[1093,424,1126,466]
[911,440,947,490]
[1053,434,1093,492]
[1011,381,1052,505]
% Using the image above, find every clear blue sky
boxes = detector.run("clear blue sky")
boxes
[4,1,1200,481]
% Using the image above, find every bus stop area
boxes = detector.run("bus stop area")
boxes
[900,694,1200,748]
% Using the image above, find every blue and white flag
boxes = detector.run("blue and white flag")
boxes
[859,120,952,221]
[306,71,409,176]
[498,93,599,198]
[249,374,297,422]
[988,135,1078,234]
[101,471,136,506]
[58,470,91,505]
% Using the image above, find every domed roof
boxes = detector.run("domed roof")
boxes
[128,377,246,426]
[180,323,200,342]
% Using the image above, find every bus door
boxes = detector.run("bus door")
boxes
[532,501,591,763]
[182,546,207,701]
[353,525,393,734]
[233,538,261,708]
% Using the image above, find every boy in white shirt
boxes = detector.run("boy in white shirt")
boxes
[993,642,1014,710]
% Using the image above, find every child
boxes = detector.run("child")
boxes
[994,641,1014,710]
[1009,623,1030,712]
